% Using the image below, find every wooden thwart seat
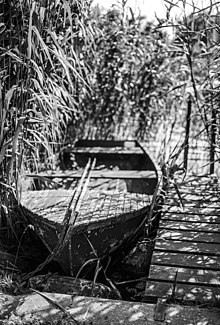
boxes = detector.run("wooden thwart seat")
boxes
[27,170,157,180]
[70,146,144,155]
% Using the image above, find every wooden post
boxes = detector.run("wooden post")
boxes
[210,105,216,174]
[183,96,192,171]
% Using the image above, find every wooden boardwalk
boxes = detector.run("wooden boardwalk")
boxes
[144,174,220,306]
[80,111,220,320]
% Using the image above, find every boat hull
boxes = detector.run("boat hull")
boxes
[51,209,148,275]
[21,139,159,276]
[22,197,150,276]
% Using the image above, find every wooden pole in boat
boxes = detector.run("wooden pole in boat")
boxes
[63,158,97,243]
[210,104,216,174]
[183,96,192,172]
[61,158,93,230]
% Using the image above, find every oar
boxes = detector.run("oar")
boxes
[60,158,93,239]
[21,158,96,281]
[61,158,97,248]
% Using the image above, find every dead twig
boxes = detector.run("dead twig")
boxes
[30,288,80,324]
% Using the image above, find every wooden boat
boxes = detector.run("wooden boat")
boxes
[21,140,159,276]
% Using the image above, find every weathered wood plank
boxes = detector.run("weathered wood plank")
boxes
[2,293,220,325]
[165,192,219,201]
[151,251,220,270]
[159,220,220,232]
[169,179,219,186]
[164,201,220,209]
[75,139,137,148]
[162,205,220,216]
[154,239,220,256]
[144,280,220,304]
[162,212,220,223]
[164,304,220,325]
[0,293,156,324]
[29,274,120,299]
[168,186,220,194]
[28,170,157,180]
[165,196,220,206]
[72,146,144,155]
[158,229,220,243]
[148,265,220,286]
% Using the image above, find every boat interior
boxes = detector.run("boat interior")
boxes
[37,139,159,195]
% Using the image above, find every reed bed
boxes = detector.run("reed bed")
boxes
[0,0,95,231]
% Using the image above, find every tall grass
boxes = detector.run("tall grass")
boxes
[162,0,220,173]
[0,0,93,229]
[78,3,187,140]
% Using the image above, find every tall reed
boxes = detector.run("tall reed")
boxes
[162,0,220,173]
[0,0,93,228]
[79,2,185,140]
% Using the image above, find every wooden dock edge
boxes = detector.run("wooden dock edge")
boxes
[1,293,220,324]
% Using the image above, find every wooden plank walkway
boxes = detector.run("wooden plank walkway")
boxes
[144,175,220,306]
[2,292,220,325]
